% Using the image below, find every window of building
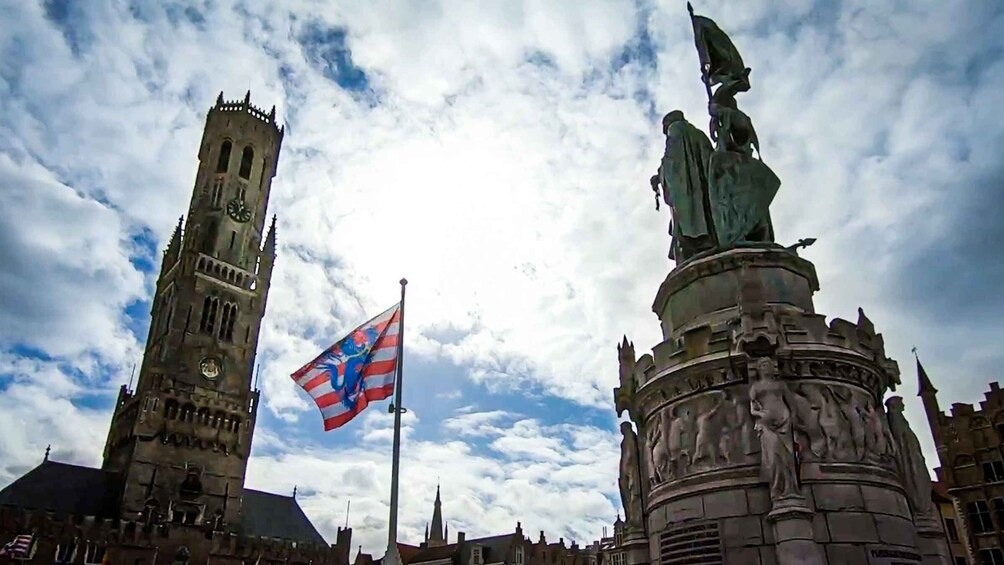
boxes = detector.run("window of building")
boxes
[55,541,78,563]
[968,500,995,533]
[471,547,482,565]
[239,146,254,179]
[993,498,1004,530]
[514,545,524,565]
[219,303,237,342]
[212,178,224,207]
[200,296,219,334]
[83,543,106,565]
[983,460,1004,482]
[944,517,960,542]
[980,549,1004,565]
[216,141,232,173]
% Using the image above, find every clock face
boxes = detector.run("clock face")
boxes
[199,357,223,380]
[227,198,252,223]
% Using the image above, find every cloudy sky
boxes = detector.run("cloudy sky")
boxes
[2,0,1003,556]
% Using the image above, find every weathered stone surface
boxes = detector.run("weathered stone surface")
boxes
[759,546,778,565]
[874,514,918,547]
[704,489,748,519]
[772,516,814,542]
[826,512,879,543]
[664,495,704,522]
[722,516,763,547]
[811,513,829,543]
[860,485,911,518]
[825,543,868,565]
[775,540,826,565]
[723,546,761,565]
[648,505,667,532]
[748,487,771,514]
[812,484,864,511]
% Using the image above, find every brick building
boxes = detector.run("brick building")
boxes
[919,356,1004,565]
[0,93,352,565]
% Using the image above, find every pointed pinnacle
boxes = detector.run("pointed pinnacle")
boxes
[216,91,224,105]
[244,90,252,104]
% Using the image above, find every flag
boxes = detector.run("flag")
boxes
[292,304,401,430]
[0,535,33,559]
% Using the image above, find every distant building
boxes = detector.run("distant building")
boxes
[0,93,352,565]
[385,490,596,565]
[919,357,1004,565]
[933,481,970,564]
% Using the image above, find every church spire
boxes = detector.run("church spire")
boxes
[428,484,445,546]
[914,348,943,446]
[916,350,938,395]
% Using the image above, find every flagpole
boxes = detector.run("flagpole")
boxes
[385,278,408,565]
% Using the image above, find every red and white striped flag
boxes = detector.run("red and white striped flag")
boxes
[0,535,33,559]
[292,304,401,430]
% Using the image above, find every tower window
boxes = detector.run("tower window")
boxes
[219,303,238,342]
[212,178,224,207]
[239,186,246,201]
[216,141,232,173]
[239,146,254,179]
[200,296,219,334]
[229,231,236,250]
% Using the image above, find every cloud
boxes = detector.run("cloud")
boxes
[246,412,619,553]
[1,0,1003,556]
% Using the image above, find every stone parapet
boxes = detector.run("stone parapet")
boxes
[615,247,950,565]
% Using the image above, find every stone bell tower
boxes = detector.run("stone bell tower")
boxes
[102,91,284,528]
[614,6,951,565]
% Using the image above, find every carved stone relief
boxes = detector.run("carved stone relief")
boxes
[749,358,802,502]
[619,422,645,530]
[886,396,936,521]
[784,381,895,466]
[645,385,758,487]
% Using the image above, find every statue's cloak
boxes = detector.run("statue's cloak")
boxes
[660,120,715,240]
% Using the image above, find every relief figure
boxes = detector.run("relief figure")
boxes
[619,422,645,529]
[750,362,801,501]
[646,414,669,485]
[886,396,936,520]
[832,387,867,460]
[667,403,696,476]
[693,392,724,467]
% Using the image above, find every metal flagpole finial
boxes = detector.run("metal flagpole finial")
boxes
[400,278,408,287]
[911,346,918,357]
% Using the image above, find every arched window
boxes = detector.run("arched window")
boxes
[180,404,195,422]
[200,296,219,334]
[231,417,241,433]
[239,146,254,179]
[165,400,179,420]
[216,141,232,173]
[197,408,210,425]
[212,178,224,207]
[214,411,225,428]
[218,303,238,341]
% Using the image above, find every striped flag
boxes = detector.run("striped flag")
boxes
[0,535,33,559]
[292,304,401,430]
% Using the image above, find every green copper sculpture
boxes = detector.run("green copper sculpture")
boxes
[651,4,779,263]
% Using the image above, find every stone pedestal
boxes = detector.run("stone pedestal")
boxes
[615,246,950,565]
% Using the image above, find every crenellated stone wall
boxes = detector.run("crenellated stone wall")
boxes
[615,246,951,565]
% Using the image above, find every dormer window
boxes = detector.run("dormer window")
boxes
[515,545,524,565]
[471,547,483,565]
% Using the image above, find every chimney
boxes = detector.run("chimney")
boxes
[458,532,466,545]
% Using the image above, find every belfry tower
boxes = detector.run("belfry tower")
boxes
[102,92,284,527]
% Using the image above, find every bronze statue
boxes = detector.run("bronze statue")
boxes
[649,5,780,261]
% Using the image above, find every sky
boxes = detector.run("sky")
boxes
[1,0,1003,556]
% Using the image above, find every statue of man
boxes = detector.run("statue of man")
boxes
[618,422,644,529]
[657,110,717,261]
[886,397,936,520]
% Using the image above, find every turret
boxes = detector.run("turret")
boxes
[915,352,942,446]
